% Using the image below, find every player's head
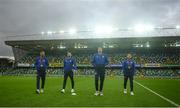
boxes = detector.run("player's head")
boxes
[67,52,72,57]
[127,53,132,59]
[98,47,103,54]
[40,50,45,57]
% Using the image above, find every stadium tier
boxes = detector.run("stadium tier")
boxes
[1,37,180,77]
[15,52,180,67]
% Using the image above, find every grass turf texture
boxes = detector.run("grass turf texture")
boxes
[0,76,179,107]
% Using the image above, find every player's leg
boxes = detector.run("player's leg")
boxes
[41,73,46,93]
[36,74,40,94]
[99,68,105,96]
[69,71,76,95]
[94,70,100,96]
[69,71,75,92]
[123,76,128,94]
[61,71,68,93]
[130,76,134,95]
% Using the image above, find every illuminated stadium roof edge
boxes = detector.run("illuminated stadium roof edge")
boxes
[5,26,180,41]
[5,36,180,51]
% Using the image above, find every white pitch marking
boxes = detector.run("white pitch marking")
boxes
[135,81,180,107]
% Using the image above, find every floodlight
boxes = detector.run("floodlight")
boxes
[69,28,76,34]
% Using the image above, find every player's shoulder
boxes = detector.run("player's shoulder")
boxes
[71,57,75,60]
[36,56,40,60]
[132,60,136,63]
[64,57,68,60]
[44,57,48,60]
[103,53,108,57]
[123,59,127,62]
[94,53,98,55]
[93,53,98,57]
[123,60,127,63]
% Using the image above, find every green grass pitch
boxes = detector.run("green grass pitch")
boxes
[0,76,179,107]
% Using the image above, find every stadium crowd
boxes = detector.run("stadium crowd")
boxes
[1,52,179,77]
[17,52,180,66]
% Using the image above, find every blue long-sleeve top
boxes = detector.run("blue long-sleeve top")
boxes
[122,60,136,76]
[63,57,77,71]
[35,56,49,71]
[91,53,109,67]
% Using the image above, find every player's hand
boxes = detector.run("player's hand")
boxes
[106,65,110,68]
[72,69,76,73]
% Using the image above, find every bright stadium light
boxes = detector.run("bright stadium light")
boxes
[127,27,133,31]
[95,26,113,34]
[175,44,180,47]
[69,28,77,34]
[105,26,113,33]
[41,32,45,35]
[47,31,53,35]
[94,26,103,34]
[176,25,180,29]
[146,42,150,47]
[114,27,119,31]
[146,24,154,31]
[146,44,150,47]
[134,24,154,33]
[134,24,146,33]
[59,30,65,34]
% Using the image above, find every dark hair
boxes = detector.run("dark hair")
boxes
[98,47,102,49]
[40,50,45,53]
[67,51,71,54]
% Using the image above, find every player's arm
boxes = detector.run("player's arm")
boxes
[45,58,49,68]
[63,59,66,70]
[122,61,125,74]
[132,61,136,75]
[91,54,96,67]
[105,54,109,66]
[73,58,77,70]
[34,57,38,69]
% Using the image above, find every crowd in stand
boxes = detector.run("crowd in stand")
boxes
[1,52,179,77]
[17,52,180,66]
[0,58,13,73]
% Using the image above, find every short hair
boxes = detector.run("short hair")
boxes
[98,47,102,49]
[67,51,71,54]
[40,50,45,53]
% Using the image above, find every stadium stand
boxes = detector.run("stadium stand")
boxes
[2,37,180,77]
[0,57,14,74]
[16,52,180,66]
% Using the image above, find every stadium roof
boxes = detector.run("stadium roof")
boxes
[5,36,180,51]
[5,27,180,41]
